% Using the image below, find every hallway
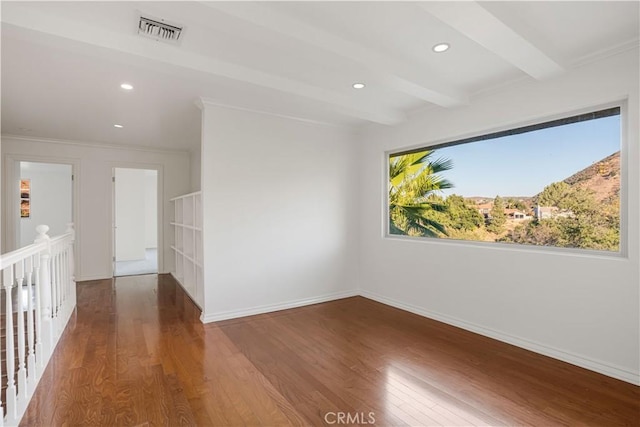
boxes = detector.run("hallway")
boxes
[20,275,639,426]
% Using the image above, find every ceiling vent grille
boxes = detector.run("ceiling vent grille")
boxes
[138,15,183,44]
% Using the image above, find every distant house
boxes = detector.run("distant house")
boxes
[505,209,531,220]
[477,203,493,218]
[477,204,531,221]
[534,206,557,219]
[533,205,573,220]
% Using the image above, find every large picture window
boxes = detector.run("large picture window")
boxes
[388,107,622,253]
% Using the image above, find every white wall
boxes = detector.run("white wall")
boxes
[358,49,639,384]
[0,140,2,249]
[200,104,359,321]
[190,115,202,193]
[145,170,158,248]
[2,137,190,280]
[115,168,146,261]
[190,148,201,192]
[19,162,72,247]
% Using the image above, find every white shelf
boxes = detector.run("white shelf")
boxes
[170,191,202,202]
[170,222,201,231]
[169,191,203,308]
[170,245,199,266]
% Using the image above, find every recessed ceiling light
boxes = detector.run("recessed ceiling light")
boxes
[120,83,134,90]
[432,43,450,53]
[114,124,124,128]
[352,82,366,89]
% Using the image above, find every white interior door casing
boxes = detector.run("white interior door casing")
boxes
[19,161,72,248]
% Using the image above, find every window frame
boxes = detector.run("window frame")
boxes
[384,100,628,259]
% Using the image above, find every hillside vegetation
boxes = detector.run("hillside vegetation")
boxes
[501,151,620,251]
[390,150,620,252]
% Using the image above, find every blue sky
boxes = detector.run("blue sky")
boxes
[434,115,620,198]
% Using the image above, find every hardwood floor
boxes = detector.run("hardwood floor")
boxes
[20,274,639,426]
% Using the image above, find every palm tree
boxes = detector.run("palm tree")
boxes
[389,150,453,237]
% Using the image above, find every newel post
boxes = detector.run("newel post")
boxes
[34,224,53,356]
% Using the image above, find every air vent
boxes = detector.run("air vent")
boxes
[138,15,183,44]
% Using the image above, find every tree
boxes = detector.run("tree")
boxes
[505,198,526,211]
[502,219,561,246]
[389,150,453,237]
[537,182,572,207]
[486,196,506,234]
[444,195,484,231]
[504,182,619,251]
[537,182,597,214]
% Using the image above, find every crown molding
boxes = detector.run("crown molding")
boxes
[570,37,640,69]
[196,97,354,130]
[1,134,190,155]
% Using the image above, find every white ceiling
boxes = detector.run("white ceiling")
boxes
[2,1,638,152]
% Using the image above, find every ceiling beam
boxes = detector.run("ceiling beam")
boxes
[418,2,564,80]
[200,2,469,108]
[1,3,405,125]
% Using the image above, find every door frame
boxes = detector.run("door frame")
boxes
[110,162,164,277]
[2,154,80,263]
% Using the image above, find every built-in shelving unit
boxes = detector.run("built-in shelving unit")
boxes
[169,191,203,307]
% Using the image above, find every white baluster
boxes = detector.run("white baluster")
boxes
[34,225,53,357]
[0,268,4,426]
[63,249,68,305]
[25,255,36,390]
[66,223,76,288]
[55,250,61,336]
[57,249,63,333]
[59,249,65,324]
[54,248,60,336]
[64,248,70,318]
[32,250,43,373]
[15,260,27,400]
[50,250,57,336]
[3,267,17,420]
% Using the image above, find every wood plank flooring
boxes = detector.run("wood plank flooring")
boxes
[20,274,639,426]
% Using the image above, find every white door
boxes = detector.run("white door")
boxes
[113,168,158,276]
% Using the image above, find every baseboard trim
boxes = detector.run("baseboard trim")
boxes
[200,290,359,323]
[77,272,170,282]
[76,274,112,282]
[360,289,640,386]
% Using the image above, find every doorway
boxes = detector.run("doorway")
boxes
[113,168,158,277]
[17,161,73,248]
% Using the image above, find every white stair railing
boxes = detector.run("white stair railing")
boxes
[0,224,76,426]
